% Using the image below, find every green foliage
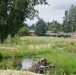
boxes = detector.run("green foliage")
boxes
[0,37,76,74]
[29,24,35,30]
[0,0,48,43]
[44,70,51,75]
[5,35,12,44]
[62,4,76,32]
[18,26,29,36]
[48,21,62,33]
[12,35,20,45]
[62,10,70,32]
[35,19,47,36]
[69,5,76,32]
[5,34,20,45]
[0,53,3,62]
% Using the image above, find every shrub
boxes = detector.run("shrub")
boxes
[5,34,20,45]
[18,26,29,36]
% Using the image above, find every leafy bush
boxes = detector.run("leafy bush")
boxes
[5,34,20,45]
[18,26,29,36]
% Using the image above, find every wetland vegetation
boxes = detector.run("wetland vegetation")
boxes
[0,36,76,75]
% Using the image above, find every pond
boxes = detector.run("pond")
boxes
[0,57,55,74]
[21,57,37,70]
[0,57,37,70]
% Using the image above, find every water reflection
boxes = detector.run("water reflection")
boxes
[0,57,37,70]
[21,58,33,70]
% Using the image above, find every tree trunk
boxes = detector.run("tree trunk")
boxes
[0,34,4,43]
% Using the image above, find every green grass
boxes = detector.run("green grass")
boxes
[0,36,76,75]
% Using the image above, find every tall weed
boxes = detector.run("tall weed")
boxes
[5,34,20,45]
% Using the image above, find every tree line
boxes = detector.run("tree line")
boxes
[0,1,76,43]
[29,19,62,36]
[30,4,76,36]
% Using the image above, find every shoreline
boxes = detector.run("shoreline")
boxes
[0,70,43,75]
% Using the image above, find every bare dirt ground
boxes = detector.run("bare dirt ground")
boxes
[0,70,43,75]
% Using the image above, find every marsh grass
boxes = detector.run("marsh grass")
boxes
[0,36,76,74]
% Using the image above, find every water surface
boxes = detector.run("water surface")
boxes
[0,57,37,70]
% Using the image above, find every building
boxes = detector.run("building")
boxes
[45,31,56,37]
[29,30,35,36]
[45,31,72,37]
[71,34,76,38]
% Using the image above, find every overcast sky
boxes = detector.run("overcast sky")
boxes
[25,0,76,25]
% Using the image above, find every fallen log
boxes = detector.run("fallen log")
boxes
[29,58,55,74]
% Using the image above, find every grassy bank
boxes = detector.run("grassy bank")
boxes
[0,36,76,75]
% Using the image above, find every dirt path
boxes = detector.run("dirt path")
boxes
[0,47,17,51]
[0,70,43,75]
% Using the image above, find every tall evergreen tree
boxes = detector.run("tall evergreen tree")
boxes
[69,5,76,32]
[35,19,47,36]
[62,10,71,32]
[62,5,76,32]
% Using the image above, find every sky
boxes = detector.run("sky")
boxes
[25,0,76,25]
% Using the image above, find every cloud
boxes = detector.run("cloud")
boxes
[47,0,76,9]
[25,17,38,25]
[25,0,76,25]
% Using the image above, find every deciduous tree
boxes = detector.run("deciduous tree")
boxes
[62,10,71,32]
[0,0,48,43]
